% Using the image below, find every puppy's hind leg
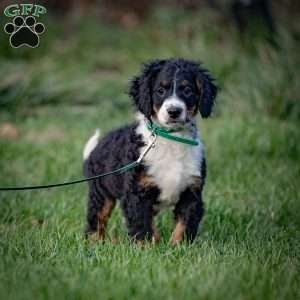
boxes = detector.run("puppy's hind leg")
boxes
[85,183,115,241]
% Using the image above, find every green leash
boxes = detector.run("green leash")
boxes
[0,119,199,192]
[0,135,157,192]
[0,161,139,191]
[146,121,199,146]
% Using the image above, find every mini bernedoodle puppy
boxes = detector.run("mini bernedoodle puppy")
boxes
[83,58,217,244]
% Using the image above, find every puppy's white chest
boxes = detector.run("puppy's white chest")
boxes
[141,132,203,209]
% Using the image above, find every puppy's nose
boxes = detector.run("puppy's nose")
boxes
[167,106,183,119]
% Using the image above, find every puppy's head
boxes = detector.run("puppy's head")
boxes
[129,58,217,128]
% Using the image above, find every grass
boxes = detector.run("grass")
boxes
[0,6,299,300]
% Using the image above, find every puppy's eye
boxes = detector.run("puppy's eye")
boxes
[157,87,166,97]
[183,86,193,97]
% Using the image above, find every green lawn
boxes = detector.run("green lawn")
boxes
[0,7,299,300]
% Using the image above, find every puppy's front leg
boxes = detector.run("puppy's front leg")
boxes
[122,194,155,242]
[171,183,204,245]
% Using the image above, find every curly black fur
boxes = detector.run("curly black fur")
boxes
[130,59,217,119]
[129,59,167,120]
[83,58,217,243]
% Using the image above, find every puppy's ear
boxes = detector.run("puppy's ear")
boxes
[129,59,166,119]
[194,65,217,118]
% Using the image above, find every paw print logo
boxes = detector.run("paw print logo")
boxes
[4,16,45,48]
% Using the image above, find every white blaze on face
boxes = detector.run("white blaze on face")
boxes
[156,69,187,126]
[157,97,187,125]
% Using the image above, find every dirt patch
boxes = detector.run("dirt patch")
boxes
[0,122,19,140]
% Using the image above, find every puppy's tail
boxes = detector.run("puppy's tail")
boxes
[83,129,101,160]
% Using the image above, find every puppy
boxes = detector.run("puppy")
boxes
[83,58,217,244]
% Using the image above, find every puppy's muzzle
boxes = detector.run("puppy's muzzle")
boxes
[167,106,183,120]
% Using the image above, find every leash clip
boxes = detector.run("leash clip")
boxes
[137,133,157,163]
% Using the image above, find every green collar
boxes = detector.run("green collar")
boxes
[146,121,199,146]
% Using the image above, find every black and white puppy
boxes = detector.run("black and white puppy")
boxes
[83,58,217,244]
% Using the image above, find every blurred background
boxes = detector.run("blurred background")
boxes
[0,0,299,120]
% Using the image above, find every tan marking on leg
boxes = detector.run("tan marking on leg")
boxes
[97,199,115,241]
[139,174,155,189]
[170,220,186,245]
[152,223,160,244]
